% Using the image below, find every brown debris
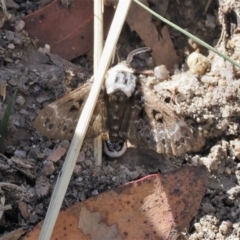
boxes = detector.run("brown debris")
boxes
[18,201,30,219]
[126,0,179,69]
[0,228,25,240]
[23,0,114,60]
[24,166,206,239]
[11,158,37,180]
[46,145,67,162]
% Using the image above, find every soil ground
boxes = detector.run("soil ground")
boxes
[0,0,240,239]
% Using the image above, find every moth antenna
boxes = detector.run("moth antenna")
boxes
[126,47,151,67]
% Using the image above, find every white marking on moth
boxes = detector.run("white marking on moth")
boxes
[105,62,137,97]
[112,115,119,120]
[112,125,119,130]
[114,105,119,110]
[104,141,127,157]
[111,133,118,137]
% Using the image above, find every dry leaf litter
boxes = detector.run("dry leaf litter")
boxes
[0,0,240,239]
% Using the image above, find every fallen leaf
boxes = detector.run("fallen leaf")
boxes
[24,0,114,60]
[47,145,67,162]
[1,228,25,240]
[24,166,206,239]
[126,0,179,69]
[18,201,30,219]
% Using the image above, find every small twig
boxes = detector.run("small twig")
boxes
[0,0,7,13]
[0,204,12,211]
[93,0,104,167]
[0,153,9,161]
[204,0,212,15]
[0,182,26,192]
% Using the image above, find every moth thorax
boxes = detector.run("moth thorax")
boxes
[109,91,127,103]
[103,140,127,157]
[105,63,137,97]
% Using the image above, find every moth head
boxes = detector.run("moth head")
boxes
[105,61,137,97]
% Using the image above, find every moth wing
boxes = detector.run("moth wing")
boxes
[120,84,194,156]
[34,83,106,140]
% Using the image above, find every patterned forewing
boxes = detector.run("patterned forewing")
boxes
[121,83,194,156]
[34,83,106,140]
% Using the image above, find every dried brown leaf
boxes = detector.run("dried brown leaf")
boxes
[24,0,114,60]
[18,201,30,219]
[25,166,206,239]
[1,228,25,240]
[47,145,67,162]
[126,0,179,69]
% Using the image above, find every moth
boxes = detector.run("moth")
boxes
[34,48,194,157]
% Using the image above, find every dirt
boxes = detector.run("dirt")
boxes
[0,0,240,239]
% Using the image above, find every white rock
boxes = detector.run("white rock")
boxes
[154,65,169,80]
[7,43,15,49]
[229,139,240,160]
[14,20,25,32]
[219,221,232,235]
[187,52,210,75]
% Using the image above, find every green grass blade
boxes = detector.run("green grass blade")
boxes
[133,0,240,69]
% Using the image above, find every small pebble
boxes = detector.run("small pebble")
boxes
[14,19,25,32]
[85,159,93,167]
[77,151,85,163]
[28,214,39,224]
[202,202,215,213]
[187,52,210,75]
[60,140,70,149]
[194,222,202,232]
[191,155,200,166]
[14,150,27,158]
[229,139,240,160]
[16,95,25,105]
[224,167,231,175]
[219,220,232,235]
[7,43,15,49]
[73,165,83,177]
[218,79,226,86]
[222,105,232,118]
[92,190,99,196]
[41,161,55,176]
[154,65,169,80]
